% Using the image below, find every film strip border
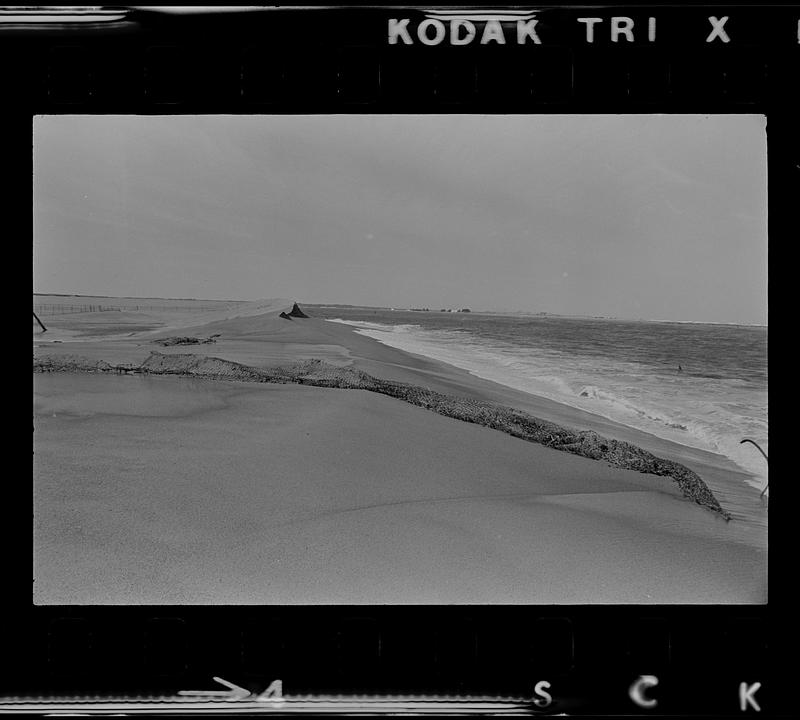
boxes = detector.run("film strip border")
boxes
[1,6,799,111]
[2,610,785,715]
[6,5,790,716]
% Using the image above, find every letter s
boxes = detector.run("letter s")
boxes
[533,680,553,708]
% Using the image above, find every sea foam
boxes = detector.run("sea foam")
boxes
[327,317,768,492]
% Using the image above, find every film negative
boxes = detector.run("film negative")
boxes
[10,2,792,716]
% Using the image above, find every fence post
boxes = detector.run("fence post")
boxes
[33,311,47,332]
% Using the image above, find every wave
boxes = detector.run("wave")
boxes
[327,318,422,333]
[653,319,768,328]
[577,385,688,429]
[574,385,767,489]
[325,317,768,491]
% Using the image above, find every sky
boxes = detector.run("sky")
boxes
[33,114,767,324]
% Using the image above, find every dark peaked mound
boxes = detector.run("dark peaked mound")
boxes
[279,302,310,320]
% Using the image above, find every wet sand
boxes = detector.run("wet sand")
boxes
[33,298,767,604]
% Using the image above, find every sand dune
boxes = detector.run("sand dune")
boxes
[33,375,764,604]
[33,297,295,341]
[32,296,767,604]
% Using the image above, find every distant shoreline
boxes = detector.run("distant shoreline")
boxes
[313,305,768,328]
[34,294,766,327]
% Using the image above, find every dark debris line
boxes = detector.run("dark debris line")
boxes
[34,352,731,520]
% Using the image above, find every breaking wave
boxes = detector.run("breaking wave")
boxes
[327,317,768,490]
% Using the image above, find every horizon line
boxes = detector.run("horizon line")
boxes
[33,292,767,327]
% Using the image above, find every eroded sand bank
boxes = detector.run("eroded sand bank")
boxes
[33,298,767,603]
[34,374,764,604]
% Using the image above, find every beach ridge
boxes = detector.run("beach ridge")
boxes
[34,351,731,520]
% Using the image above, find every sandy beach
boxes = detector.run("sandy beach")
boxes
[32,296,767,604]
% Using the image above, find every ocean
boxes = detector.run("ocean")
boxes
[311,306,768,492]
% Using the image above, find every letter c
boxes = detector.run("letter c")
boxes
[629,675,659,709]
